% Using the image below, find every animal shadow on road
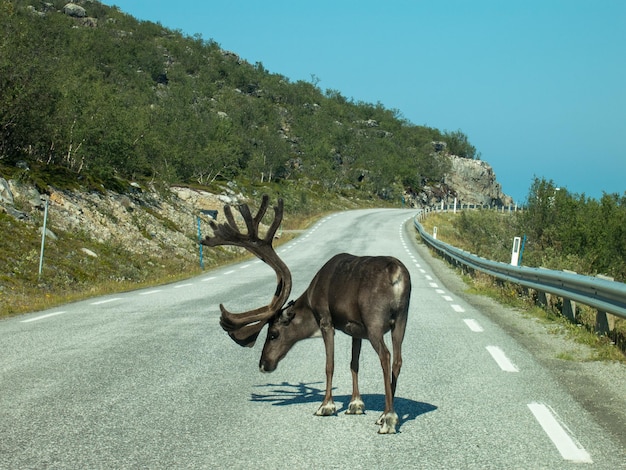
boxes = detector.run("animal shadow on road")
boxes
[251,381,437,431]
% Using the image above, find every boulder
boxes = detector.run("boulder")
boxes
[2,206,29,221]
[25,188,44,209]
[63,3,86,18]
[0,178,13,205]
[8,181,44,209]
[81,248,98,258]
[38,227,58,241]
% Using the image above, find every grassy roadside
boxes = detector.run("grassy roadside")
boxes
[419,212,625,362]
[0,184,387,319]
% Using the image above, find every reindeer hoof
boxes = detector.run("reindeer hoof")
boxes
[377,412,398,434]
[345,398,365,415]
[315,402,337,416]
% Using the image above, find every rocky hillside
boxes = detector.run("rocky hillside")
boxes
[1,177,243,268]
[0,149,511,317]
[1,150,511,265]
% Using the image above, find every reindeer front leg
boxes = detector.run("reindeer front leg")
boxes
[315,321,337,416]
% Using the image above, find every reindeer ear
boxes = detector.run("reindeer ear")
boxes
[278,301,296,325]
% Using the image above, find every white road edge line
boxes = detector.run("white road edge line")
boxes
[173,283,193,289]
[451,304,465,313]
[21,311,66,323]
[527,402,592,463]
[91,298,122,305]
[486,345,519,372]
[138,290,162,296]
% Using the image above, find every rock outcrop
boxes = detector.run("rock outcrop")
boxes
[408,154,513,208]
[444,156,513,207]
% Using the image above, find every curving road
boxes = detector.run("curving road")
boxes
[1,208,624,468]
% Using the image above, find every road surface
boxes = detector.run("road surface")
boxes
[1,207,624,468]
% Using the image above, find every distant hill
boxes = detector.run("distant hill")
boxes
[1,0,511,206]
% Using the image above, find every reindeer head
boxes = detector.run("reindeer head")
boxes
[201,195,292,347]
[259,299,320,372]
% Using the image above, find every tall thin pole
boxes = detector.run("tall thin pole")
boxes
[197,216,204,270]
[38,198,49,279]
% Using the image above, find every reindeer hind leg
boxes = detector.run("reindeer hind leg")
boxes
[346,338,365,415]
[369,334,398,434]
[378,303,409,433]
[390,309,407,398]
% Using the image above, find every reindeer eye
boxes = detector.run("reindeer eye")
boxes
[269,330,279,341]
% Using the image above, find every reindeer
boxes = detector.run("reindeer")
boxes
[202,195,411,434]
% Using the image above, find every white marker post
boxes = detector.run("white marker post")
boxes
[510,236,521,266]
[38,198,49,279]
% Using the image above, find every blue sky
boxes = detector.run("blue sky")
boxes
[102,0,625,204]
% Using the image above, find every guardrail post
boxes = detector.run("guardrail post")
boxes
[562,298,576,322]
[595,310,611,335]
[536,290,549,308]
[561,270,577,322]
[595,274,616,335]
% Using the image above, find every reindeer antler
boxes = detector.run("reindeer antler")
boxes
[202,195,292,347]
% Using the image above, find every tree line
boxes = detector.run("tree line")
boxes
[452,177,626,282]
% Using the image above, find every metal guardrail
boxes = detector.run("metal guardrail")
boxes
[413,213,626,332]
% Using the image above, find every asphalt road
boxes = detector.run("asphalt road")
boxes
[1,207,625,469]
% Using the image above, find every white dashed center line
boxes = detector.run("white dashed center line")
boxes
[486,345,519,372]
[463,319,484,332]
